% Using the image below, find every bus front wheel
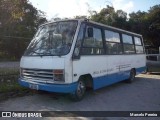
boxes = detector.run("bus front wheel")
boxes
[70,80,86,101]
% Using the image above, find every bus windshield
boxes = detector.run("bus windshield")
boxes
[24,21,78,56]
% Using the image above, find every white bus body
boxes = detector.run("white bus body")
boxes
[19,19,146,100]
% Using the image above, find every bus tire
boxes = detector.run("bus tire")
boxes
[70,79,86,101]
[126,69,136,83]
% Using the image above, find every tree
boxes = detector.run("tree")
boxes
[147,5,160,48]
[89,4,160,49]
[0,0,47,60]
[112,10,128,30]
[128,5,160,48]
[90,5,115,25]
[90,5,128,29]
[128,11,150,45]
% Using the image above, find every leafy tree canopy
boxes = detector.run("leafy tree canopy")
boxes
[0,0,47,60]
[89,4,160,48]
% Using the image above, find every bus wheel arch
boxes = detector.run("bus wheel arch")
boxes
[81,74,93,90]
[70,74,93,101]
[126,68,136,83]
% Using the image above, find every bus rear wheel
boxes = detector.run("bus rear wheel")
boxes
[70,80,86,101]
[126,69,136,83]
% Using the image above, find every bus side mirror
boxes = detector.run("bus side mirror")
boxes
[72,47,80,59]
[87,27,93,38]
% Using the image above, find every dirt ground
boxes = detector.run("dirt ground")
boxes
[0,73,160,120]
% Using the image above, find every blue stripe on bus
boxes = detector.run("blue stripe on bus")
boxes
[18,79,78,93]
[136,66,146,74]
[19,66,146,93]
[93,66,146,90]
[93,72,127,90]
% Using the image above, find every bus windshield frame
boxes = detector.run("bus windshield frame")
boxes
[24,20,78,56]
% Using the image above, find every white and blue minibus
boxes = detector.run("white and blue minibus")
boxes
[19,19,146,101]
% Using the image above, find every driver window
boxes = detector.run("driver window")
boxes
[73,23,85,57]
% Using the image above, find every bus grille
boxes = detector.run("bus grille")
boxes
[21,68,54,83]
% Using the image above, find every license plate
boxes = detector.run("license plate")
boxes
[29,84,39,90]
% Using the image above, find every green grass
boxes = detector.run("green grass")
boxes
[0,82,27,93]
[0,68,19,76]
[0,68,20,91]
[0,68,31,100]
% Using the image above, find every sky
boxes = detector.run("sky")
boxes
[29,0,160,19]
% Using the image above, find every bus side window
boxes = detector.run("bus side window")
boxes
[105,30,122,54]
[122,34,135,54]
[82,26,104,55]
[134,37,144,54]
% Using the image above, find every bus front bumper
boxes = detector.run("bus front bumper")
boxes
[18,78,78,93]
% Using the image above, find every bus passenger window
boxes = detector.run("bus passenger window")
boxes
[105,30,122,54]
[134,37,144,53]
[122,34,135,54]
[82,26,104,55]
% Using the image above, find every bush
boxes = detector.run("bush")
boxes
[0,68,31,101]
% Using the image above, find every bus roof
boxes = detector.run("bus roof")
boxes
[40,19,142,37]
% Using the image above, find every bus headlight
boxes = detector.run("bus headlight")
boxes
[53,69,64,82]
